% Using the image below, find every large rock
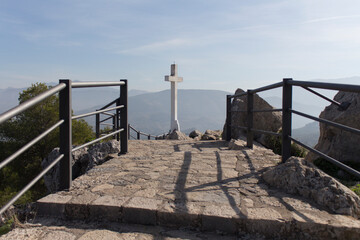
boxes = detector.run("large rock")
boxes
[201,129,222,140]
[189,130,202,140]
[42,140,120,193]
[166,130,190,140]
[263,157,360,219]
[307,91,359,163]
[223,88,282,144]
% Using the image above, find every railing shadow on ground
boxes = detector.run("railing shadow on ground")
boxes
[225,78,360,180]
[215,151,246,218]
[240,149,315,223]
[0,79,128,215]
[171,145,246,218]
[175,142,322,223]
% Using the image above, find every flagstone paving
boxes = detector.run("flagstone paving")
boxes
[2,139,360,239]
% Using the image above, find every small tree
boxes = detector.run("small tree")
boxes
[0,83,95,205]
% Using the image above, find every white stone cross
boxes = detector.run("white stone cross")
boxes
[165,64,183,132]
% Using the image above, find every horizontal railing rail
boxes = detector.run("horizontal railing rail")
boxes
[225,78,360,179]
[0,79,128,215]
[95,98,120,140]
[249,81,283,94]
[0,83,66,125]
[288,80,360,92]
[252,108,282,113]
[290,109,360,136]
[100,116,115,123]
[0,120,64,170]
[72,105,124,120]
[0,154,64,215]
[128,124,165,140]
[72,128,124,152]
[71,81,125,88]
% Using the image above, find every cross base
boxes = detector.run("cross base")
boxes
[171,120,180,132]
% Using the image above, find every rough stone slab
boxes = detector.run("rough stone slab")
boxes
[157,201,202,228]
[36,194,72,217]
[122,197,162,225]
[89,196,128,221]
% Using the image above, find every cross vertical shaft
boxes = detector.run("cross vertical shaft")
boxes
[165,64,183,132]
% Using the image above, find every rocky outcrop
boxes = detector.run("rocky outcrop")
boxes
[307,91,359,163]
[42,140,120,193]
[187,129,222,141]
[222,88,281,146]
[189,130,202,140]
[166,130,190,140]
[263,157,360,218]
[201,129,222,140]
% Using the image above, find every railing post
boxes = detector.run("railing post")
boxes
[128,125,130,140]
[148,134,151,140]
[226,95,232,141]
[119,79,128,154]
[113,115,117,139]
[59,79,72,190]
[282,78,293,163]
[115,96,120,142]
[95,113,100,139]
[247,91,254,149]
[137,131,140,140]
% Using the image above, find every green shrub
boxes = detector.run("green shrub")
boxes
[313,158,360,182]
[264,133,307,158]
[0,217,14,236]
[313,158,360,196]
[351,184,360,197]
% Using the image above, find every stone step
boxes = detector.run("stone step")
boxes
[35,191,360,240]
[0,217,266,240]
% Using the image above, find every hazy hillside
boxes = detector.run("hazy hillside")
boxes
[0,85,148,114]
[264,96,324,128]
[78,89,230,136]
[0,87,26,113]
[72,88,149,111]
[292,121,320,147]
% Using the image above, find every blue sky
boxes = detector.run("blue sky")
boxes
[1,0,360,92]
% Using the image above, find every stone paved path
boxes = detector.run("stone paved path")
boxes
[3,140,360,239]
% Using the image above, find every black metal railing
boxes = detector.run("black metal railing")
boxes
[0,79,128,215]
[225,78,360,179]
[128,124,165,140]
[94,98,122,141]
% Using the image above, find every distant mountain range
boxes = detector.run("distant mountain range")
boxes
[264,96,324,129]
[264,96,321,147]
[0,86,148,114]
[0,85,323,144]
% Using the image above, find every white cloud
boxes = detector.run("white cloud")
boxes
[302,15,360,24]
[118,38,194,55]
